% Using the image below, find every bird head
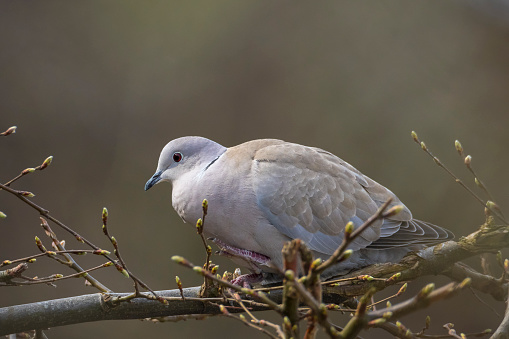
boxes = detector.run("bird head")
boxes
[145,136,226,191]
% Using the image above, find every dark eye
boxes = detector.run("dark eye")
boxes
[173,152,183,162]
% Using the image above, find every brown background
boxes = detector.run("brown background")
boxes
[1,1,509,338]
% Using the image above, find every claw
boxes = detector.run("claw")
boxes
[231,273,264,289]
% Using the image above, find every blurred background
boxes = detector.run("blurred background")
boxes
[1,1,509,338]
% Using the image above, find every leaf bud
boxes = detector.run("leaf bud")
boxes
[454,140,463,155]
[40,156,53,170]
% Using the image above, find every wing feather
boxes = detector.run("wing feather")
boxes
[252,142,414,255]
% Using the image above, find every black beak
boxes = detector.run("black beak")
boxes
[145,171,162,191]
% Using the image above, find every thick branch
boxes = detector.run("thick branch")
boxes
[2,217,509,335]
[491,286,509,339]
[444,262,507,301]
[0,287,274,336]
[330,218,509,298]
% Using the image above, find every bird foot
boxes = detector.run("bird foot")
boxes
[208,238,271,272]
[231,273,264,288]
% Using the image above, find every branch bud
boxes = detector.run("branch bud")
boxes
[19,191,35,198]
[118,267,129,278]
[284,269,295,281]
[383,205,404,218]
[459,278,471,288]
[358,275,373,281]
[425,315,431,328]
[222,271,230,281]
[474,177,481,188]
[35,236,46,252]
[341,249,353,261]
[28,258,36,263]
[22,168,36,174]
[193,266,205,275]
[344,221,354,237]
[464,155,472,168]
[39,156,53,170]
[196,218,203,234]
[2,260,12,265]
[1,126,17,136]
[387,272,401,283]
[102,207,108,224]
[418,283,435,298]
[420,141,427,151]
[171,256,193,268]
[485,200,498,216]
[0,211,6,219]
[202,199,208,215]
[93,249,111,255]
[210,265,218,274]
[486,200,496,210]
[219,304,228,315]
[411,131,419,143]
[368,318,386,326]
[397,283,408,295]
[283,316,291,329]
[310,258,322,270]
[454,140,463,156]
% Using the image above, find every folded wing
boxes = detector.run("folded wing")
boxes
[252,142,452,256]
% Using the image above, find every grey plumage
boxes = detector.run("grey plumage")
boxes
[145,137,453,281]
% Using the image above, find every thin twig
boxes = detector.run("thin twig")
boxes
[412,132,508,224]
[39,218,111,292]
[218,304,281,339]
[491,285,509,338]
[2,262,112,286]
[172,256,282,311]
[0,182,161,301]
[1,249,104,267]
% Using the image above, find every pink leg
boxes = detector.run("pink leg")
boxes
[208,238,271,287]
[231,273,264,288]
[209,238,271,267]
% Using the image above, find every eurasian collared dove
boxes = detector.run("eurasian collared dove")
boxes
[145,137,453,284]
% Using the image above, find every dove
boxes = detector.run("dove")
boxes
[145,137,453,285]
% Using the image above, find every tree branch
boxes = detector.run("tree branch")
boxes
[0,287,275,336]
[491,285,509,339]
[329,217,509,298]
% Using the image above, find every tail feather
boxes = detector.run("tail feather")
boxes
[368,219,453,249]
